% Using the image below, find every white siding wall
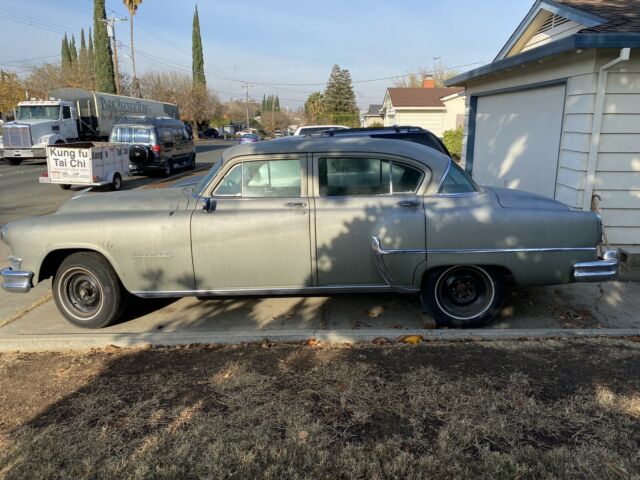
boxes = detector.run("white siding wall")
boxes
[395,109,446,137]
[441,94,466,132]
[460,50,640,247]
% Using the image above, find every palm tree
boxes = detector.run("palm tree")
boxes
[123,0,142,97]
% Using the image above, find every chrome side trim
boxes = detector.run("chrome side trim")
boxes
[1,267,34,293]
[426,247,597,254]
[574,249,619,282]
[131,284,420,299]
[435,157,452,192]
[371,237,426,292]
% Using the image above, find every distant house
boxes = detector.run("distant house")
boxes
[380,78,465,138]
[362,104,383,127]
[447,0,640,251]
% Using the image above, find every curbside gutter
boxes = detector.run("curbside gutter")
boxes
[0,327,638,352]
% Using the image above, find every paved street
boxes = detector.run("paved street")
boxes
[0,140,233,226]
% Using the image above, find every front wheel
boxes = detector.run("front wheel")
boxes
[421,265,505,328]
[53,252,125,328]
[110,173,122,191]
[187,153,196,170]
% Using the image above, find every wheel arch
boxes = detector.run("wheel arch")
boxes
[38,247,128,291]
[420,264,514,289]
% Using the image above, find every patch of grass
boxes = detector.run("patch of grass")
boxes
[0,339,638,479]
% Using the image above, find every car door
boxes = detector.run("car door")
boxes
[312,154,428,288]
[191,154,312,290]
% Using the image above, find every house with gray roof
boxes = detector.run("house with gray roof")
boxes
[448,0,640,256]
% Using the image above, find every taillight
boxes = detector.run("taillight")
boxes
[151,144,161,155]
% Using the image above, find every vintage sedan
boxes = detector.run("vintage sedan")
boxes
[1,137,618,328]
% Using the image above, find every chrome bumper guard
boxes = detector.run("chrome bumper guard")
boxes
[1,267,34,293]
[573,250,619,282]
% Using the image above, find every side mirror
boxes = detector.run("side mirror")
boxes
[201,197,217,213]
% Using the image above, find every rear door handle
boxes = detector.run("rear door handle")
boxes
[397,199,420,207]
[285,202,307,208]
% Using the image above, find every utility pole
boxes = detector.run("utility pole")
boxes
[102,16,128,95]
[243,82,251,130]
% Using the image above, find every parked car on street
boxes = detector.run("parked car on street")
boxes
[325,125,451,157]
[109,116,196,177]
[293,125,348,136]
[199,127,218,139]
[1,137,617,329]
[239,133,260,144]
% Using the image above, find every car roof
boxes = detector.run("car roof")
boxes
[113,116,184,127]
[222,136,450,174]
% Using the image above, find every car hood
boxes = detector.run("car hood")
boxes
[486,187,570,211]
[55,188,190,215]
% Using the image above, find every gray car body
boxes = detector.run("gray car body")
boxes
[1,137,604,297]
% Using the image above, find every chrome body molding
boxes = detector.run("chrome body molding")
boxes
[426,247,597,254]
[1,267,34,293]
[131,284,419,299]
[370,236,425,291]
[573,249,619,282]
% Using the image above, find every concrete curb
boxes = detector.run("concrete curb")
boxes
[0,327,638,352]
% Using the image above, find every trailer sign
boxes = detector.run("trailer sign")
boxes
[42,142,129,188]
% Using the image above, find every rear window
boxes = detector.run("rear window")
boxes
[110,126,152,144]
[439,162,479,194]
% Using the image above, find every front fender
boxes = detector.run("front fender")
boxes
[35,134,65,147]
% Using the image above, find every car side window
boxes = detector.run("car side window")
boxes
[391,162,423,193]
[319,157,390,196]
[439,162,478,194]
[214,164,242,196]
[181,128,190,141]
[243,159,301,197]
[172,128,182,143]
[319,157,424,196]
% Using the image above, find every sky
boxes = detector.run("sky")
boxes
[0,0,534,110]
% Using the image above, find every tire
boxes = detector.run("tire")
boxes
[7,158,22,165]
[421,265,505,328]
[110,173,122,191]
[163,160,173,177]
[187,153,196,170]
[129,145,150,165]
[59,184,72,190]
[53,252,125,328]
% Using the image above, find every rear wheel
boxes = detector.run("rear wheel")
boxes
[53,252,125,328]
[110,173,122,191]
[163,161,173,177]
[59,184,72,190]
[187,153,196,170]
[421,266,505,328]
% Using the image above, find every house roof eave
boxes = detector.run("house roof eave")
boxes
[446,32,640,87]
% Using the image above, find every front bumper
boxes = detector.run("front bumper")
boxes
[3,147,46,159]
[573,249,619,282]
[1,267,34,293]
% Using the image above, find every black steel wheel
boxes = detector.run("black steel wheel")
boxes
[53,252,125,328]
[163,161,173,177]
[110,173,122,191]
[421,266,505,328]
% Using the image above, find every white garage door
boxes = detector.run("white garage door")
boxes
[472,84,566,198]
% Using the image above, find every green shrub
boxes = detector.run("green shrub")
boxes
[443,126,464,160]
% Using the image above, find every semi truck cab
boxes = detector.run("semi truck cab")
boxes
[1,100,78,164]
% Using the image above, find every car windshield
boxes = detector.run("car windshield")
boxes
[193,157,223,196]
[17,105,60,120]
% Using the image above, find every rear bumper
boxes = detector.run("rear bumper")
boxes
[1,267,34,293]
[573,250,619,282]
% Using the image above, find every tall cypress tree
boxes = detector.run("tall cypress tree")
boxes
[93,0,116,93]
[61,33,71,70]
[87,28,95,90]
[274,96,280,112]
[192,4,205,86]
[79,29,92,89]
[69,35,78,66]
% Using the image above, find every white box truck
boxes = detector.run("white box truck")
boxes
[1,88,178,165]
[39,142,129,190]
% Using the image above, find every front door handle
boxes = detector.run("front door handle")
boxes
[397,199,420,207]
[285,201,307,208]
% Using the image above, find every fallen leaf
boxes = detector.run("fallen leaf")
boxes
[336,383,347,391]
[423,318,437,329]
[366,305,385,318]
[372,336,390,345]
[398,335,423,345]
[261,339,271,349]
[298,430,309,442]
[305,338,320,347]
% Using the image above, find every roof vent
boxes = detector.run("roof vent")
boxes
[535,13,570,34]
